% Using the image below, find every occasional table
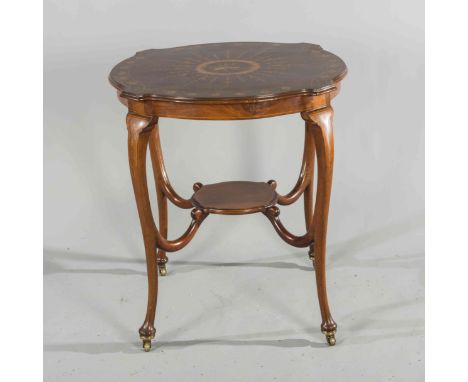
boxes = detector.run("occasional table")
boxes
[109,42,347,351]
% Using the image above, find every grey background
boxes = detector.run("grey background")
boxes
[44,0,424,381]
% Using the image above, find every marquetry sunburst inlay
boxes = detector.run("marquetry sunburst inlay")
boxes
[195,59,261,76]
[109,42,347,100]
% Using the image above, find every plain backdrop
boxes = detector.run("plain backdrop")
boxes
[44,1,424,381]
[45,0,423,257]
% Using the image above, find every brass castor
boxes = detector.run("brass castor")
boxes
[158,264,167,276]
[323,331,336,346]
[141,335,154,352]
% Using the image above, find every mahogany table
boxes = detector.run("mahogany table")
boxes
[109,42,347,351]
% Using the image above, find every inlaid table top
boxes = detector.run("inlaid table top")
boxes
[109,42,347,102]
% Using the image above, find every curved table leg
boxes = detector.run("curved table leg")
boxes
[303,128,316,266]
[302,107,337,346]
[149,125,169,277]
[148,121,193,276]
[149,127,168,276]
[127,113,208,351]
[263,115,316,248]
[127,113,159,351]
[263,118,316,249]
[149,127,169,276]
[305,184,315,267]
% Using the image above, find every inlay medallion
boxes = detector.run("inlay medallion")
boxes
[195,59,260,76]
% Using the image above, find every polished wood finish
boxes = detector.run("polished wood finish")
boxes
[110,42,346,101]
[110,42,345,121]
[122,91,336,120]
[302,107,337,335]
[192,181,278,215]
[126,114,158,341]
[110,42,346,350]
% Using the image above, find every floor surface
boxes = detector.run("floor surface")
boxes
[44,215,424,381]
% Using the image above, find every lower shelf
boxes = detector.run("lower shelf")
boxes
[191,181,278,215]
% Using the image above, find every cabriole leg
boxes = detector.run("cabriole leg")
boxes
[302,107,337,346]
[303,131,316,267]
[149,126,169,276]
[148,123,186,276]
[127,113,159,351]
